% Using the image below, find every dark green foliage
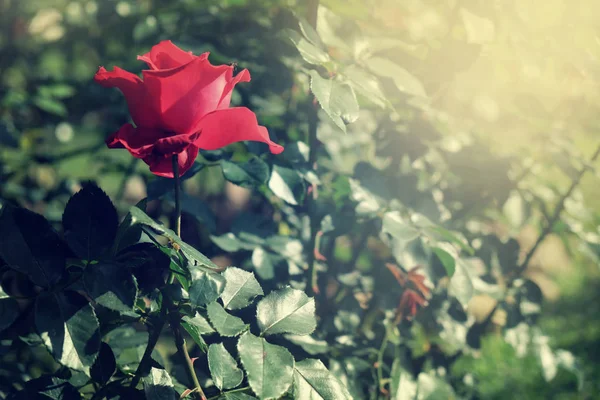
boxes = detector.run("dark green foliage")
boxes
[0,0,599,399]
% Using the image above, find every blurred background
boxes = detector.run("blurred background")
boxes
[2,0,600,398]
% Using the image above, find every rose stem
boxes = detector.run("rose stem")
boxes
[172,155,182,237]
[168,154,206,400]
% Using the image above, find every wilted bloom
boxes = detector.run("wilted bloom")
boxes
[95,40,283,177]
[397,289,428,321]
[386,263,431,321]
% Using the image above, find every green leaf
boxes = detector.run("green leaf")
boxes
[382,211,420,245]
[390,359,417,400]
[449,258,474,307]
[365,57,427,98]
[0,287,20,332]
[129,207,219,271]
[104,326,149,373]
[293,358,352,400]
[182,312,214,335]
[208,343,244,390]
[416,372,456,400]
[284,334,328,355]
[33,96,67,116]
[206,301,248,337]
[181,312,214,352]
[222,158,270,188]
[256,287,316,336]
[90,342,117,386]
[283,141,310,164]
[237,332,295,400]
[296,14,326,49]
[83,262,138,312]
[268,165,305,205]
[251,247,276,280]
[432,245,456,277]
[11,375,81,400]
[62,183,119,260]
[0,206,68,288]
[309,70,360,132]
[189,270,226,307]
[143,367,178,400]
[220,393,257,400]
[287,29,331,65]
[220,267,263,310]
[343,65,389,108]
[112,199,147,255]
[35,291,100,374]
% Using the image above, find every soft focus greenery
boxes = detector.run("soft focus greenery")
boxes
[2,0,600,399]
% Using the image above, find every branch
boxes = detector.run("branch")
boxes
[305,0,321,297]
[516,143,600,276]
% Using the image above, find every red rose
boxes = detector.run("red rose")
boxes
[94,40,283,177]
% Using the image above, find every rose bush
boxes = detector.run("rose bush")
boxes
[95,40,283,177]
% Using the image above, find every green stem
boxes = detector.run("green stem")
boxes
[172,155,182,237]
[305,0,320,297]
[170,310,206,400]
[130,306,168,388]
[376,326,390,395]
[169,155,205,400]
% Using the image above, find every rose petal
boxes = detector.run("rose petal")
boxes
[145,145,200,178]
[193,107,283,154]
[217,68,251,109]
[143,56,231,133]
[105,123,165,158]
[153,132,200,156]
[137,40,199,70]
[94,67,158,128]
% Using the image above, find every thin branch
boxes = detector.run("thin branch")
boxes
[305,0,321,297]
[516,143,600,276]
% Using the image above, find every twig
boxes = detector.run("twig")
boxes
[516,143,600,276]
[305,0,321,297]
[130,307,167,388]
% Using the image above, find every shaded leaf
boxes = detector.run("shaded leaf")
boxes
[222,158,270,188]
[83,262,138,312]
[91,342,117,386]
[63,182,119,260]
[0,206,68,288]
[35,291,100,374]
[0,286,20,332]
[143,367,178,400]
